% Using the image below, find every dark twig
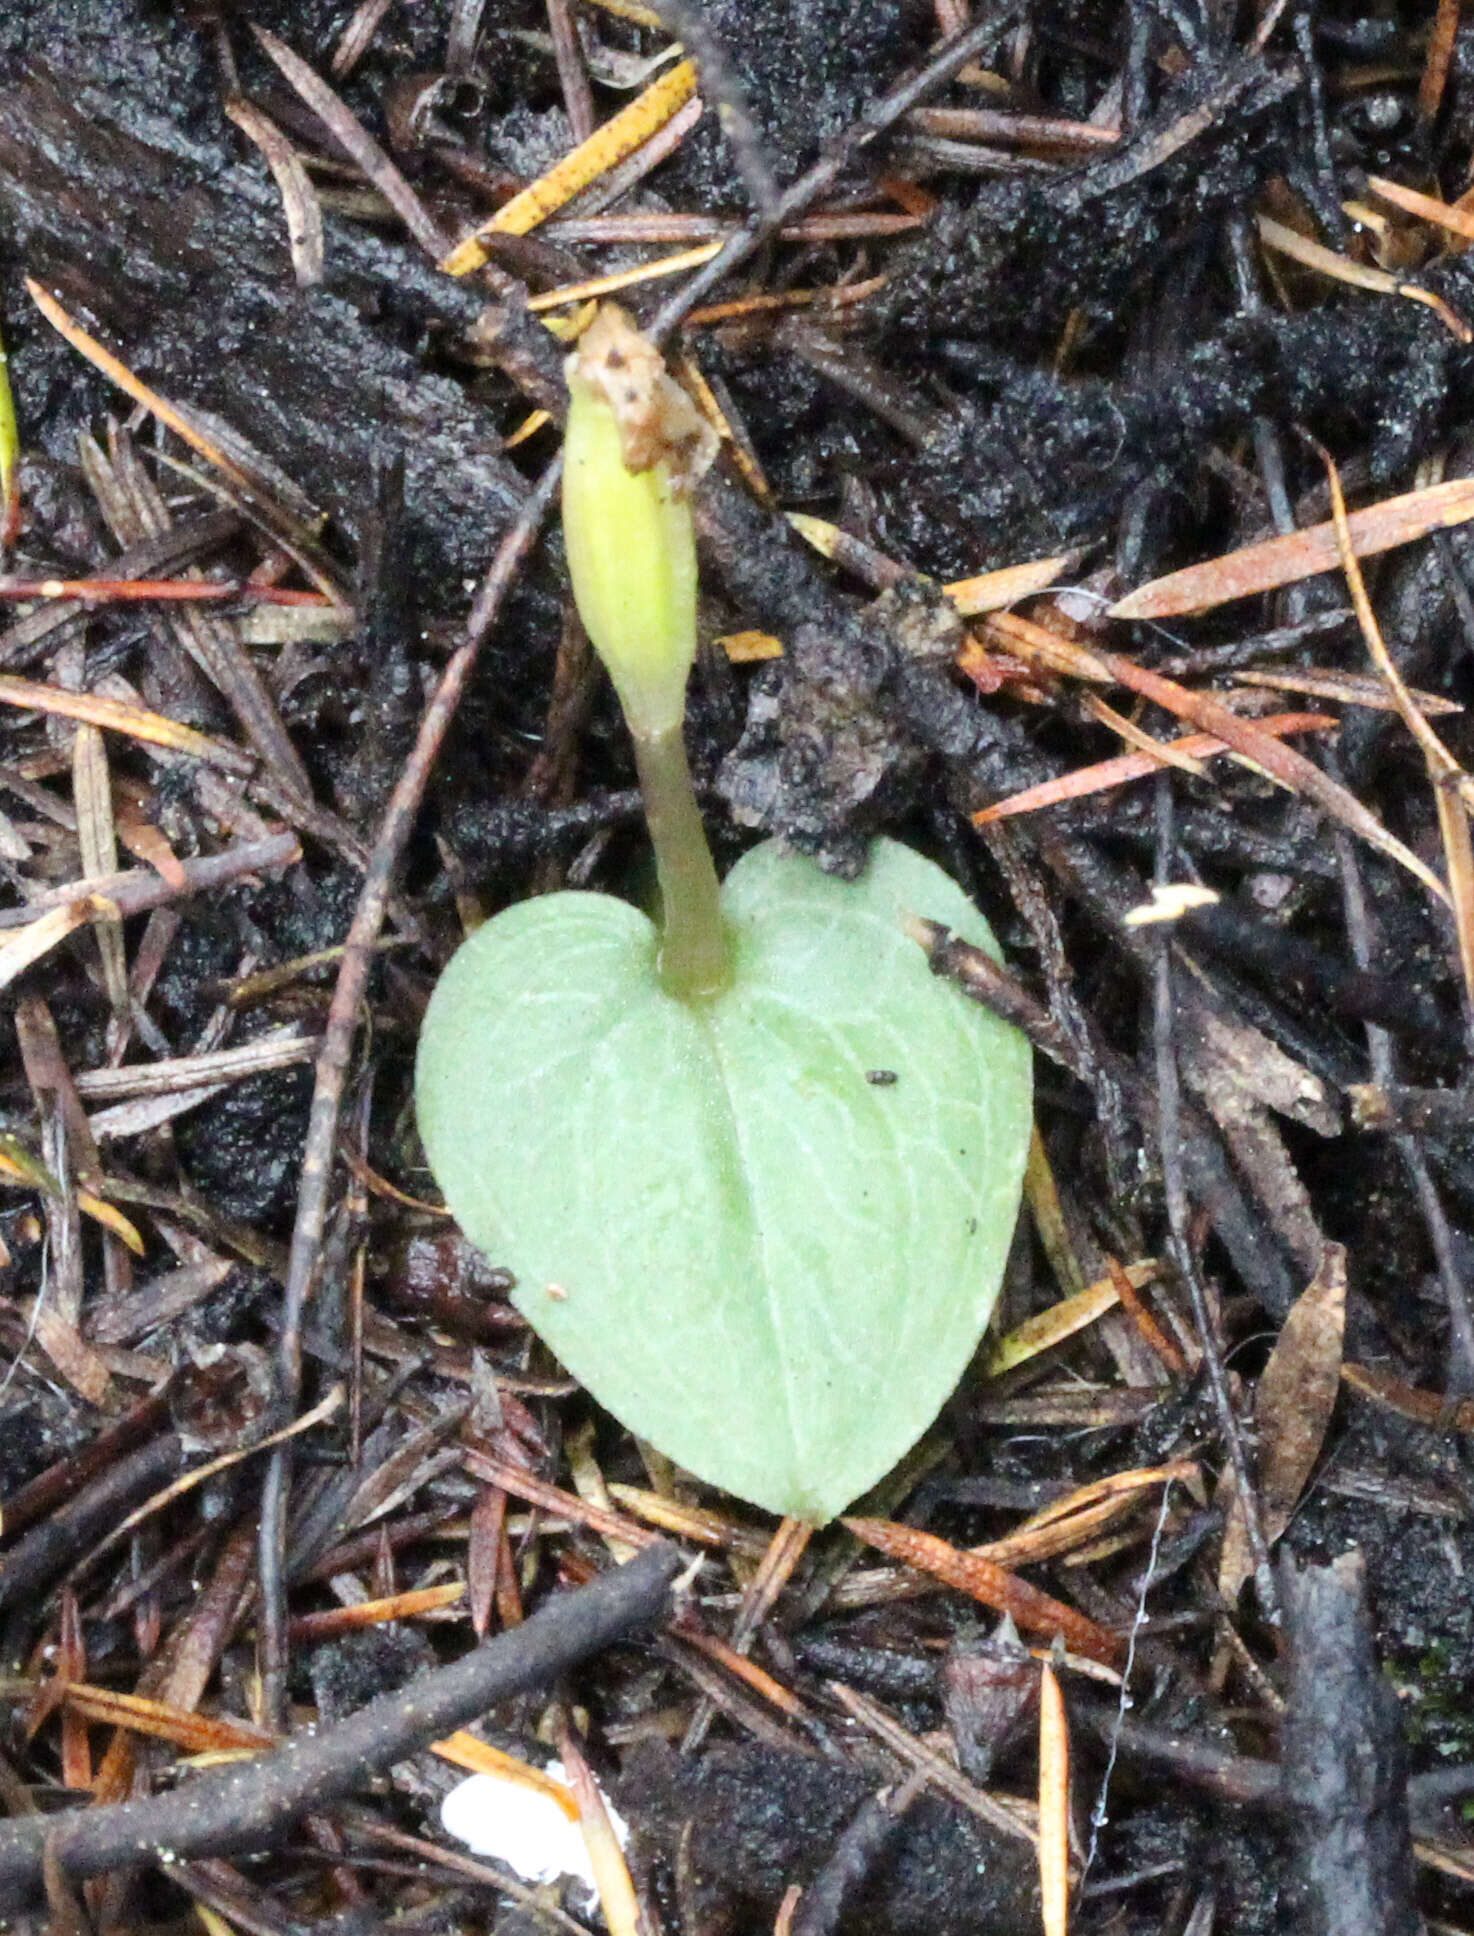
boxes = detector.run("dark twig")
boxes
[1174,897,1445,1045]
[0,834,302,932]
[1071,1700,1281,1809]
[649,0,779,215]
[446,0,492,74]
[912,904,1301,1322]
[0,1543,681,1904]
[446,787,645,869]
[0,1434,183,1617]
[647,5,1018,341]
[1152,778,1278,1616]
[0,508,241,670]
[1290,10,1345,245]
[546,0,595,143]
[0,1390,173,1543]
[1282,1550,1419,1936]
[1331,811,1474,1397]
[909,916,1083,1075]
[339,1811,591,1935]
[250,26,451,259]
[257,458,561,1727]
[790,1773,925,1936]
[1409,1762,1474,1812]
[979,821,1134,1176]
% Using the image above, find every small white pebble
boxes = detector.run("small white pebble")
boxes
[1123,882,1220,928]
[439,1757,627,1895]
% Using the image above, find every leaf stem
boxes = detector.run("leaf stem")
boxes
[632,722,729,1000]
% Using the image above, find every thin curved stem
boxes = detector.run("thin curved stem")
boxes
[632,723,729,1000]
[257,459,562,1728]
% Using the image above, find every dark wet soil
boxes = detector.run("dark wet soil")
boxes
[4,2,1474,1932]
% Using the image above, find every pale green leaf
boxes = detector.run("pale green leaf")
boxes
[416,837,1032,1522]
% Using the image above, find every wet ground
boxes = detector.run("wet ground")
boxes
[2,2,1474,1931]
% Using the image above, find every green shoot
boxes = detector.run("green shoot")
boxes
[416,305,1033,1521]
[0,317,18,546]
[560,304,726,999]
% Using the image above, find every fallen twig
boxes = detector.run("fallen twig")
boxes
[257,460,562,1725]
[648,4,1019,340]
[0,1542,680,1903]
[0,832,299,924]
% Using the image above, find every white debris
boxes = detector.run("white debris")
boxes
[1123,881,1221,928]
[439,1757,629,1895]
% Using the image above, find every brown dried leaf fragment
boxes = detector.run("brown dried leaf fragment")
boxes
[986,610,1452,908]
[561,1725,645,1936]
[442,59,698,269]
[223,96,325,287]
[1256,213,1470,340]
[1366,173,1474,247]
[607,1483,771,1556]
[250,24,447,260]
[1232,667,1461,717]
[26,282,345,607]
[431,1733,578,1816]
[464,1444,658,1550]
[467,1485,505,1641]
[844,1516,1124,1665]
[61,1684,273,1756]
[28,1303,113,1407]
[973,712,1335,825]
[1317,442,1474,1019]
[1341,1362,1474,1432]
[72,724,127,1022]
[287,1582,466,1642]
[1038,1664,1071,1936]
[1177,991,1339,1280]
[567,304,718,490]
[1218,1244,1347,1601]
[1109,477,1474,620]
[980,1260,1159,1375]
[0,673,253,773]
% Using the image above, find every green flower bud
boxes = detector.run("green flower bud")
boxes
[560,306,712,740]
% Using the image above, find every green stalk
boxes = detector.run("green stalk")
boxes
[0,318,17,545]
[559,305,732,999]
[633,722,729,1000]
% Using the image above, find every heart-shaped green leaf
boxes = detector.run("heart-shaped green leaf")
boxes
[416,837,1031,1522]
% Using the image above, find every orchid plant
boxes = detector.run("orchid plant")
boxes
[416,307,1032,1521]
